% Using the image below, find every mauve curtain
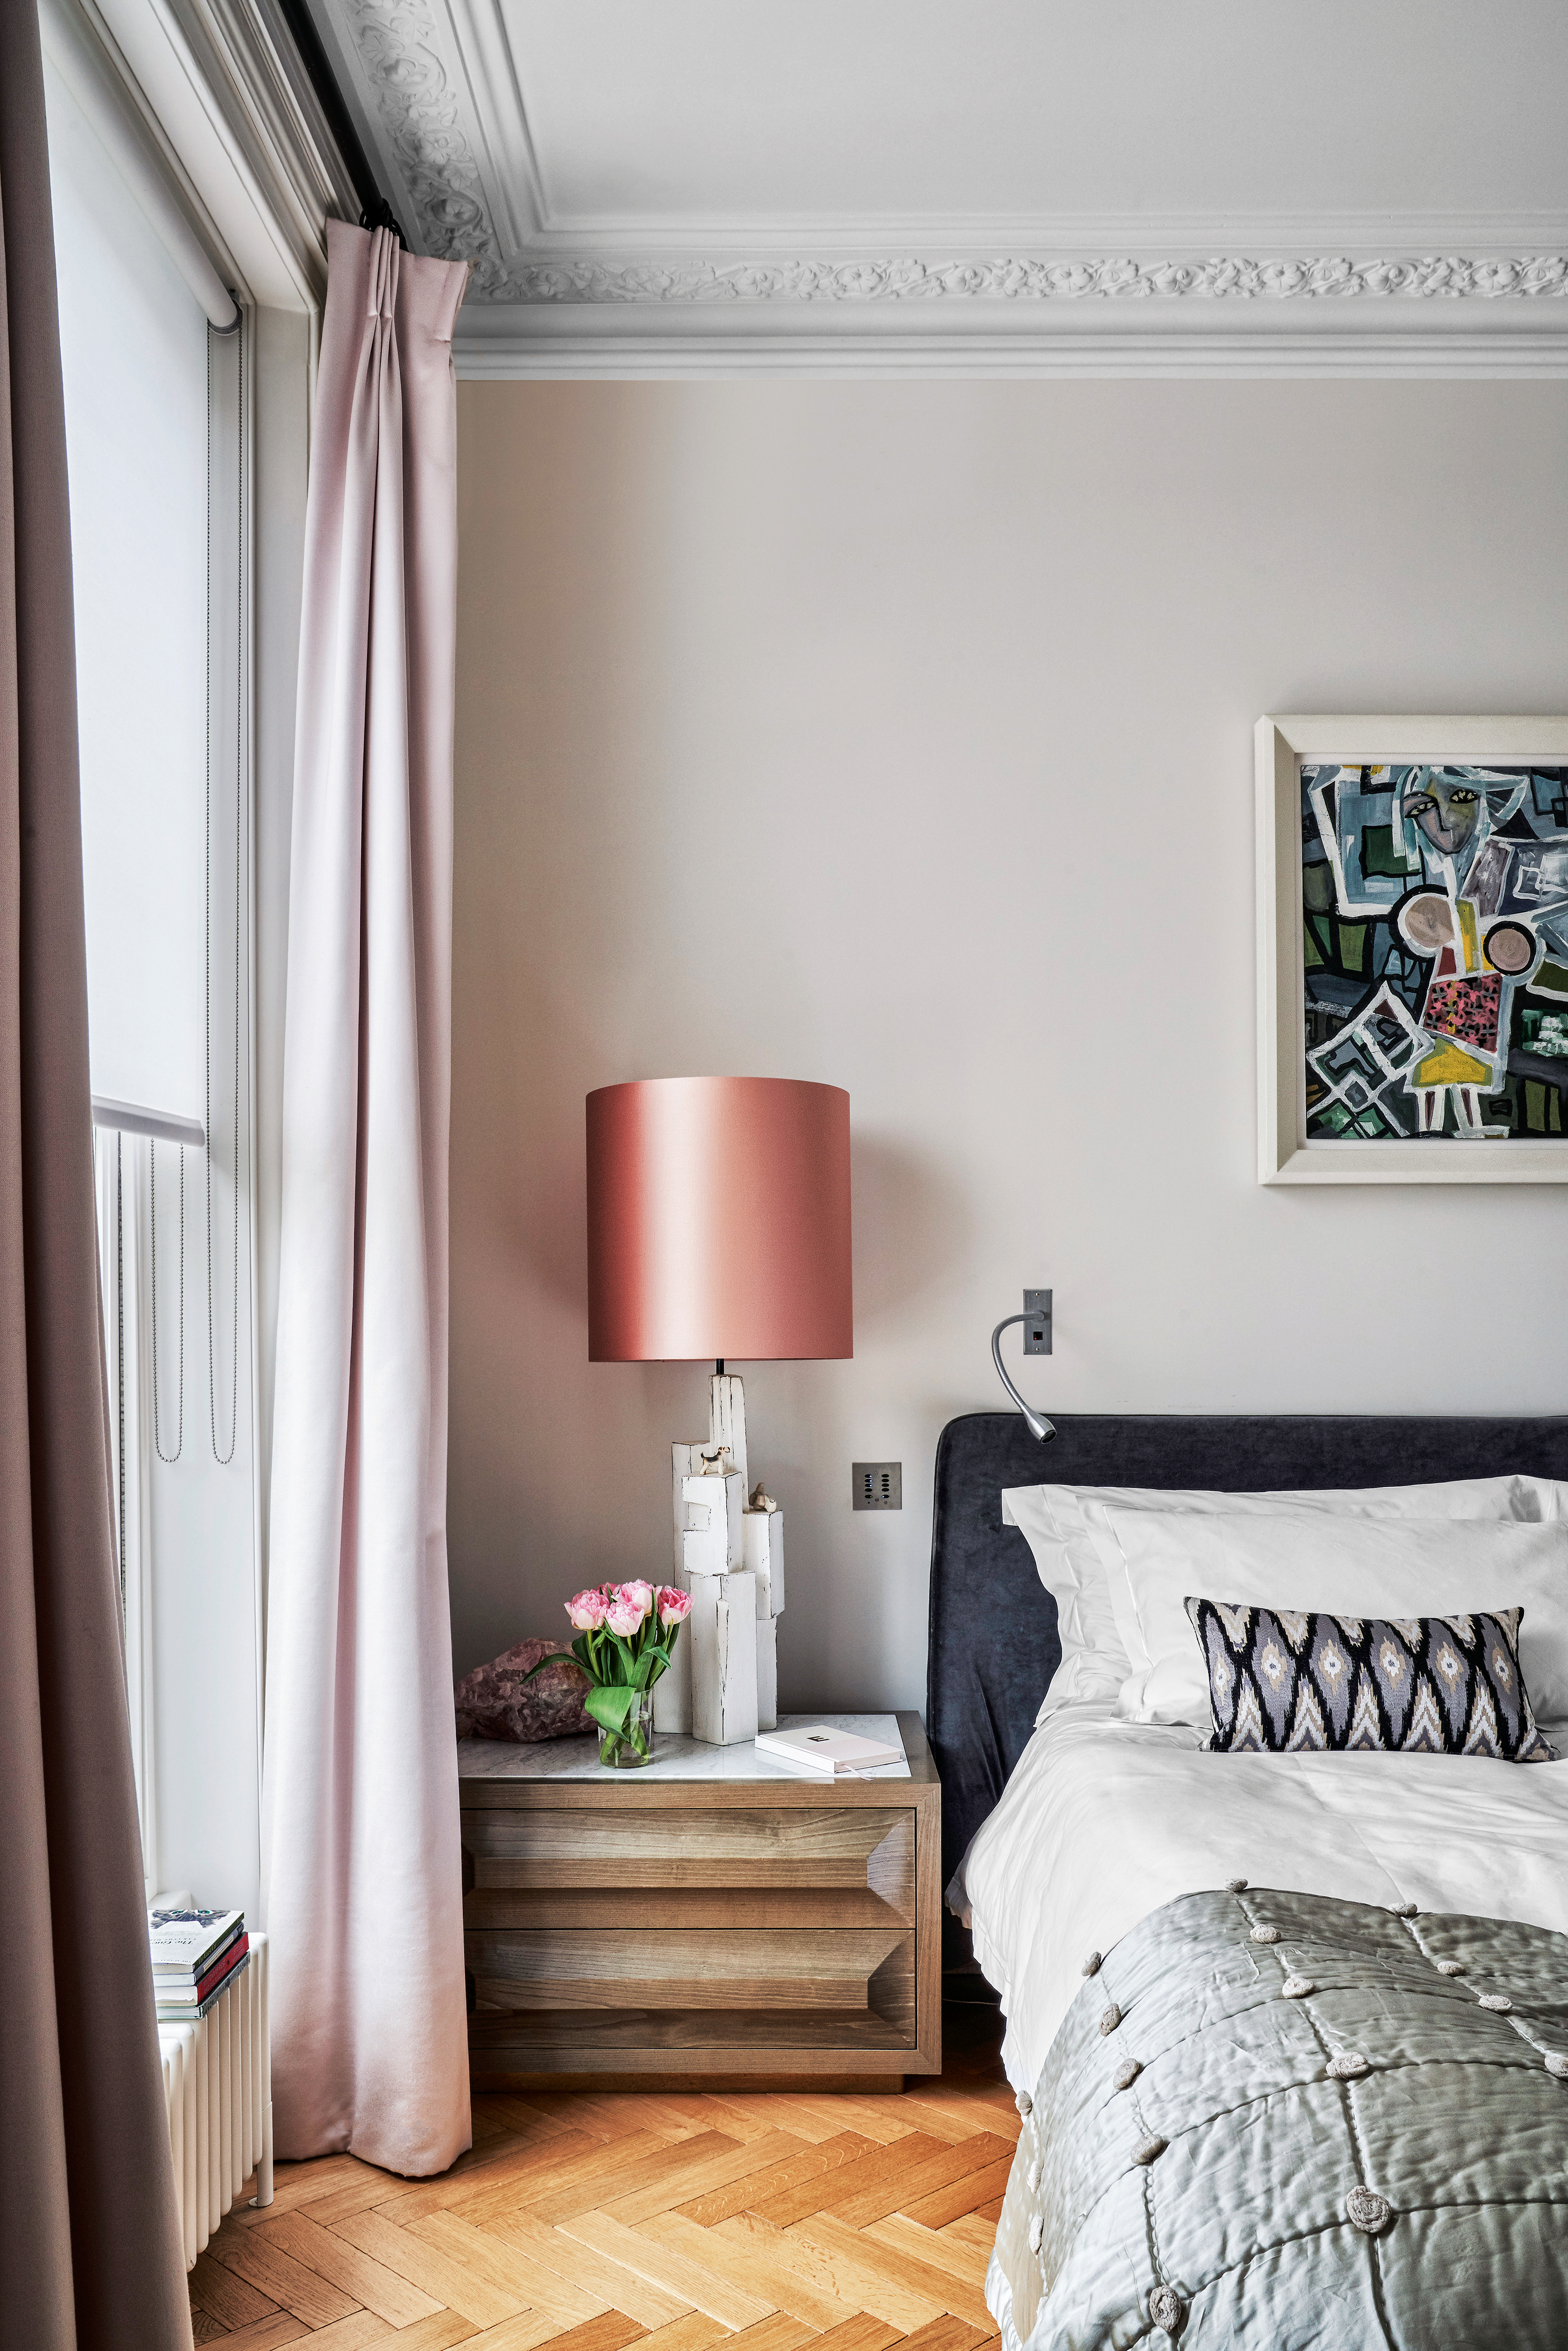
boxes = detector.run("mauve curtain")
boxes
[262,220,471,2174]
[0,5,193,2344]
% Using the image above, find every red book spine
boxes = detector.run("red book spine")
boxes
[189,1932,249,2004]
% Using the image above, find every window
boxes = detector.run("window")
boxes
[47,50,260,1913]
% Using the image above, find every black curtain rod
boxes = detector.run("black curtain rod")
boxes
[269,0,409,247]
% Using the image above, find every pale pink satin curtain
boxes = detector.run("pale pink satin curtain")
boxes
[262,221,471,2174]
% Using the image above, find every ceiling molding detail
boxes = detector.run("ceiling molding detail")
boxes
[492,254,1568,306]
[310,0,1568,373]
[331,0,508,271]
[454,307,1568,382]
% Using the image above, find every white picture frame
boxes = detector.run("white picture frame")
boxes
[1257,714,1568,1185]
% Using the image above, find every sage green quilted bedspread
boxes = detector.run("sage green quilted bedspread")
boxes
[996,1888,1568,2348]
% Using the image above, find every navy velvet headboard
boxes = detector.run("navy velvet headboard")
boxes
[926,1410,1568,1906]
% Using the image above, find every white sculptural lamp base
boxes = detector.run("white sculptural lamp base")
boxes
[658,1371,784,1743]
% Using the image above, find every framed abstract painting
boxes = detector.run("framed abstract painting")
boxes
[1257,715,1568,1184]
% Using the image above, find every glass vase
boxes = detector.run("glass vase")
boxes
[597,1686,655,1769]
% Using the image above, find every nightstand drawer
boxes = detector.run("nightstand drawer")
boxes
[462,1803,914,1912]
[466,1923,914,2029]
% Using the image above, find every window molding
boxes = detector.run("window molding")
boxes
[57,0,335,1927]
[95,1131,159,1897]
[67,0,358,313]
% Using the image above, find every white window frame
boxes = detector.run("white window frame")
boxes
[95,1127,159,1896]
[57,0,356,1923]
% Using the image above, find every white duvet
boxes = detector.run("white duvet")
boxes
[959,1694,1568,2096]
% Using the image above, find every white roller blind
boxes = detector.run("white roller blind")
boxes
[47,52,209,1131]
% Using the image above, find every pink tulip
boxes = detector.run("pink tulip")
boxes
[620,1579,655,1615]
[605,1589,648,1638]
[656,1586,692,1627]
[565,1588,608,1630]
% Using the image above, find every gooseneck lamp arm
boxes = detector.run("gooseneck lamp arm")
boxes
[991,1314,1056,1444]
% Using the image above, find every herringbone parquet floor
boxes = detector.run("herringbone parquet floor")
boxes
[187,2010,1013,2351]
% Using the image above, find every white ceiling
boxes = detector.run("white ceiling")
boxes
[494,0,1568,233]
[306,0,1568,373]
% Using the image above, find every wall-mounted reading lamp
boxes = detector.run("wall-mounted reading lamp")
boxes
[991,1288,1056,1444]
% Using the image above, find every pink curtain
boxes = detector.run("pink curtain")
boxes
[1,1,193,2333]
[262,221,471,2174]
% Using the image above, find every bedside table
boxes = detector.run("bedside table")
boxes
[459,1709,940,2093]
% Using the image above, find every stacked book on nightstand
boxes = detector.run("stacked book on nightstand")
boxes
[149,1903,250,2021]
[755,1723,905,1777]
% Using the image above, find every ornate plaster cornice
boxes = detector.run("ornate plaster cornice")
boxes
[337,0,500,265]
[322,0,1568,370]
[327,0,1568,311]
[494,254,1568,306]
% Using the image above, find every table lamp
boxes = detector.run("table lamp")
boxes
[587,1076,853,1743]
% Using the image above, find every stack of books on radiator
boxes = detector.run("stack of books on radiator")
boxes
[149,1904,249,2021]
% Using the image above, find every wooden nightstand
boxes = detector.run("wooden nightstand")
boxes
[459,1709,940,2093]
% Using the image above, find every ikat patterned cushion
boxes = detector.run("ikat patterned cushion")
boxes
[1184,1599,1557,1762]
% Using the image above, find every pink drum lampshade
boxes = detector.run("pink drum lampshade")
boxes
[587,1076,853,1362]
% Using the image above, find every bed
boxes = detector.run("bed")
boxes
[926,1411,1568,2348]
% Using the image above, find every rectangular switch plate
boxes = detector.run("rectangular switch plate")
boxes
[854,1461,903,1510]
[1023,1289,1053,1355]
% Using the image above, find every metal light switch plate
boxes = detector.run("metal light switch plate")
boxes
[1023,1290,1053,1355]
[853,1462,903,1510]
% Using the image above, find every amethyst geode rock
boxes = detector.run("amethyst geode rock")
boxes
[454,1637,592,1743]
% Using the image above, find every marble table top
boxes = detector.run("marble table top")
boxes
[456,1711,911,1783]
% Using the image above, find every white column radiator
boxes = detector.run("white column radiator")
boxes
[157,1930,273,2268]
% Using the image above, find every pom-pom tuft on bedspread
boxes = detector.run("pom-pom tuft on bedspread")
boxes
[1346,2186,1394,2235]
[1148,2284,1185,2337]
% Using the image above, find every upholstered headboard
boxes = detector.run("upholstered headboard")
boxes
[926,1410,1568,1907]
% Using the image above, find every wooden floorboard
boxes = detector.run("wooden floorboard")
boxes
[192,2006,1008,2350]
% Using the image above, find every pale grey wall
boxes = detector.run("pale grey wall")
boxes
[451,380,1568,1711]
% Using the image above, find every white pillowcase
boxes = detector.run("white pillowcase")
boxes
[1003,1474,1567,1722]
[1002,1486,1128,1707]
[1102,1503,1568,1726]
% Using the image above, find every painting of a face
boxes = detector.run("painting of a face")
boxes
[1402,776,1481,855]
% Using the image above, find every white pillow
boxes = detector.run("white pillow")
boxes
[1101,1503,1568,1726]
[1002,1485,1127,1708]
[1003,1475,1565,1721]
